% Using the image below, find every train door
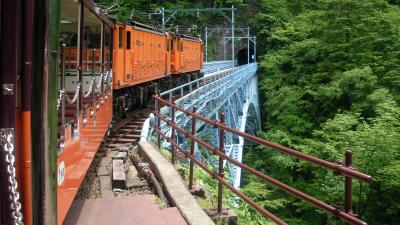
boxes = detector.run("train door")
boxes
[144,31,150,78]
[132,28,138,80]
[137,30,144,79]
[180,39,185,72]
[166,35,172,75]
[171,37,180,74]
[113,24,125,87]
[124,26,134,83]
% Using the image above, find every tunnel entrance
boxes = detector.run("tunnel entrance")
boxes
[237,48,254,66]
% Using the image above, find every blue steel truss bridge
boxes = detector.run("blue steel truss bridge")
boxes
[148,61,260,188]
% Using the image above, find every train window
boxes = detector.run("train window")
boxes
[60,0,80,99]
[104,25,113,71]
[126,31,131,49]
[59,0,80,132]
[83,6,102,94]
[60,0,79,74]
[118,27,123,49]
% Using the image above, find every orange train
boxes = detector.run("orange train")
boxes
[0,0,203,225]
[113,22,203,89]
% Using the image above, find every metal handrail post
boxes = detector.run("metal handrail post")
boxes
[344,150,353,225]
[92,49,96,106]
[61,44,66,126]
[157,90,161,149]
[217,112,225,214]
[189,107,197,190]
[171,96,176,164]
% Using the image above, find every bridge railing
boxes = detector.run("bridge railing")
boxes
[153,95,372,225]
[201,60,233,74]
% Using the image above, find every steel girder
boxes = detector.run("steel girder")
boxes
[157,62,260,188]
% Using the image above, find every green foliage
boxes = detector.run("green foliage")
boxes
[246,0,400,224]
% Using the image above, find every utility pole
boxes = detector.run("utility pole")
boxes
[206,27,248,62]
[159,7,236,62]
[254,36,257,62]
[161,8,165,30]
[247,26,250,64]
[205,27,208,62]
[231,5,235,67]
[223,35,256,64]
[223,34,226,61]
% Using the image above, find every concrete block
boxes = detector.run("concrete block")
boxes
[112,159,126,189]
[114,151,128,161]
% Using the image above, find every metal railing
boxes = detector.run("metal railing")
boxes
[201,60,233,74]
[160,64,241,101]
[153,94,372,225]
[56,44,113,152]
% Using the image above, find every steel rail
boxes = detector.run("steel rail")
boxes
[154,111,368,225]
[154,95,372,183]
[155,127,288,225]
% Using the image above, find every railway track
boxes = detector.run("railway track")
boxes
[76,108,159,200]
[66,107,190,225]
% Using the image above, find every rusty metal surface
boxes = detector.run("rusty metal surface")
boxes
[217,112,225,214]
[188,107,196,190]
[156,128,288,225]
[154,95,372,183]
[153,95,373,225]
[63,195,173,225]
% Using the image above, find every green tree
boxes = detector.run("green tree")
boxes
[245,0,400,224]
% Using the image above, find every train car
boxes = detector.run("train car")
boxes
[57,1,114,224]
[111,22,204,113]
[0,0,203,225]
[113,22,170,89]
[171,34,203,74]
[1,0,114,224]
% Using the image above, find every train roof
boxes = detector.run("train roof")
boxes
[84,0,114,27]
[116,20,202,41]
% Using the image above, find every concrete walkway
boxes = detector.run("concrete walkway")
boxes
[138,140,215,225]
[63,194,187,225]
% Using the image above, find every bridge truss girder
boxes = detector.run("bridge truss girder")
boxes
[159,63,260,188]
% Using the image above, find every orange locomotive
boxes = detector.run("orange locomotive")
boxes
[113,22,203,88]
[0,0,203,225]
[112,21,203,113]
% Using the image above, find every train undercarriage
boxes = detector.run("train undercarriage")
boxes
[113,71,202,118]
